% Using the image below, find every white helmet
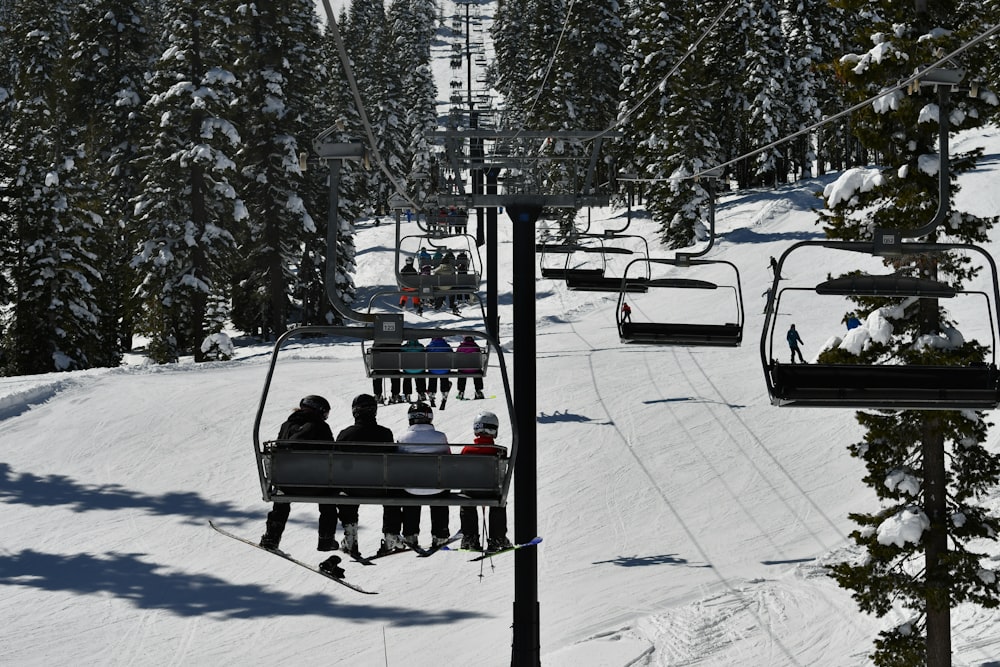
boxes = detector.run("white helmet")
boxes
[473,411,500,437]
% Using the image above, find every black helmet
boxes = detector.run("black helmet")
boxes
[352,393,378,419]
[300,394,330,413]
[408,401,433,425]
[405,256,414,264]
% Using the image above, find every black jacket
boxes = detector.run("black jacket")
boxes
[278,408,333,442]
[337,418,395,453]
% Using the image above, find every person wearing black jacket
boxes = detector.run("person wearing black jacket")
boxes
[335,394,395,557]
[259,395,345,577]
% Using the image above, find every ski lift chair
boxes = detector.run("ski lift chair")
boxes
[563,233,652,293]
[420,206,469,238]
[616,257,744,346]
[761,241,1000,409]
[537,241,606,280]
[395,230,482,300]
[253,317,516,507]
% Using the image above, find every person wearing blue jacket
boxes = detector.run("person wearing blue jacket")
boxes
[425,336,453,408]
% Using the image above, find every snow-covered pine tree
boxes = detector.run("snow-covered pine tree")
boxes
[616,0,690,244]
[131,1,245,363]
[228,0,326,340]
[741,0,795,187]
[388,0,438,206]
[343,0,406,217]
[533,0,624,225]
[819,2,1000,664]
[0,1,112,375]
[780,0,849,177]
[490,0,532,129]
[0,2,15,339]
[66,0,157,362]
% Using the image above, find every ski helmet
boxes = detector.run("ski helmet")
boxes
[408,401,433,425]
[300,394,331,413]
[352,394,378,419]
[473,411,500,437]
[405,256,414,264]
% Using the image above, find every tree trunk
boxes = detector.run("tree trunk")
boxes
[922,413,951,666]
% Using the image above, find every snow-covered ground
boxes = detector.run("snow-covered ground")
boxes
[3,123,1000,666]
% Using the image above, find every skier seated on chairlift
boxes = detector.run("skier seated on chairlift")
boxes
[258,394,345,578]
[398,257,420,311]
[459,411,513,553]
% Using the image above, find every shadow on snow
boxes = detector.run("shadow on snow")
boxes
[0,549,488,625]
[0,463,258,524]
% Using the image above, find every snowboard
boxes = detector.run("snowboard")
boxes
[208,521,377,594]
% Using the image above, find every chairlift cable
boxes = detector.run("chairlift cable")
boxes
[644,22,1000,184]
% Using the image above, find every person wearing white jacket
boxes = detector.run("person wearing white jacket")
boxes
[398,402,451,548]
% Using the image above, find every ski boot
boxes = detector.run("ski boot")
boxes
[402,534,420,550]
[487,536,514,552]
[474,390,485,400]
[340,523,360,558]
[259,520,283,550]
[376,533,406,557]
[317,533,338,552]
[461,535,482,551]
[456,391,464,400]
[432,535,451,548]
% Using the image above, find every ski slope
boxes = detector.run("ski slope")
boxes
[2,124,1000,666]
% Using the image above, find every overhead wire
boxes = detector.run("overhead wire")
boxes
[629,21,1000,183]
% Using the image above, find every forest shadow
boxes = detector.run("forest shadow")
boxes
[0,462,257,524]
[0,549,487,625]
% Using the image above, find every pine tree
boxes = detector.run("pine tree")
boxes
[131,1,245,363]
[229,0,326,340]
[820,3,1000,664]
[388,0,438,206]
[532,0,624,218]
[66,0,157,363]
[1,1,111,375]
[616,0,689,242]
[490,0,532,129]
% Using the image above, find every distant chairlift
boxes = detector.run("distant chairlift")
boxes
[616,256,744,346]
[562,233,651,293]
[395,227,483,301]
[537,239,606,281]
[252,317,516,507]
[761,240,1000,409]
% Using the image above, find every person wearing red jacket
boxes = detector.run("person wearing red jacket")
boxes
[459,411,513,552]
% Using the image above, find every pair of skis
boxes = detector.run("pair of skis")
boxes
[442,536,543,561]
[210,521,541,595]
